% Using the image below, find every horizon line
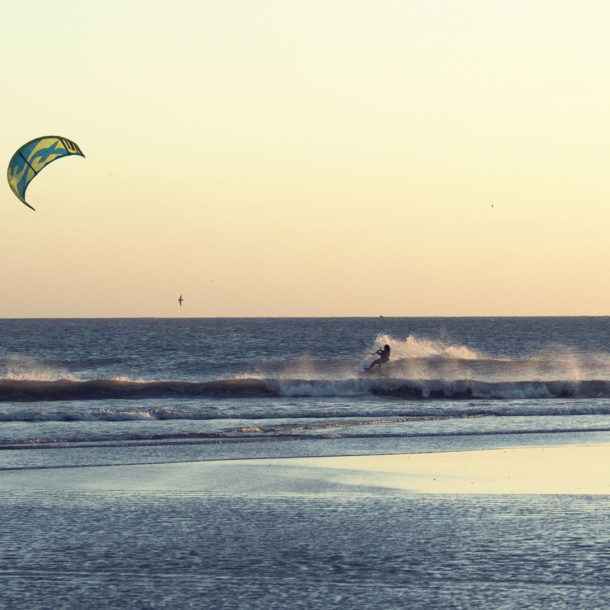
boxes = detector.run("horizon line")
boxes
[0,314,609,320]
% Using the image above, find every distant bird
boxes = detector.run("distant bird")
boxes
[490,202,495,208]
[178,294,184,308]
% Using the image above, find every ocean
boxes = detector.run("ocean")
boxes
[2,316,610,458]
[2,317,610,608]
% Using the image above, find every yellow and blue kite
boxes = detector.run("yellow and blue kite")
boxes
[7,136,85,211]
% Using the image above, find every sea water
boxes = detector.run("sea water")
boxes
[2,317,610,608]
[1,317,610,460]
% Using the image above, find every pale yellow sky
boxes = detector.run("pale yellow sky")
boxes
[2,0,610,316]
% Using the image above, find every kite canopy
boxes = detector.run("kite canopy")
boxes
[7,136,85,211]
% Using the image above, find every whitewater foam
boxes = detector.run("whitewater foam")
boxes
[0,354,78,382]
[371,334,483,361]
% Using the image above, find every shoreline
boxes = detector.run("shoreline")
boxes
[3,429,610,472]
[2,441,610,496]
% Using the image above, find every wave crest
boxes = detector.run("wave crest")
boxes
[1,377,610,402]
[372,334,482,361]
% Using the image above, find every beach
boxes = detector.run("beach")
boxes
[6,0,610,605]
[2,440,610,608]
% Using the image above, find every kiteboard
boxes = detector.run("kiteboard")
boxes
[360,366,390,377]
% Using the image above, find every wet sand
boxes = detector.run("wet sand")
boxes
[2,443,610,608]
[286,443,610,495]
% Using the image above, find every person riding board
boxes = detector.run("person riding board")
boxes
[366,344,391,371]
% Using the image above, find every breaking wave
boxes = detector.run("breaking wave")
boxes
[1,377,610,402]
[2,334,610,403]
[247,334,610,383]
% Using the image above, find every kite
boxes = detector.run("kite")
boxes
[7,136,85,211]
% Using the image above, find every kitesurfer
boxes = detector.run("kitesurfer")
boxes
[366,344,391,371]
[178,295,184,308]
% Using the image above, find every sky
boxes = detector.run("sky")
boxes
[2,0,610,317]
